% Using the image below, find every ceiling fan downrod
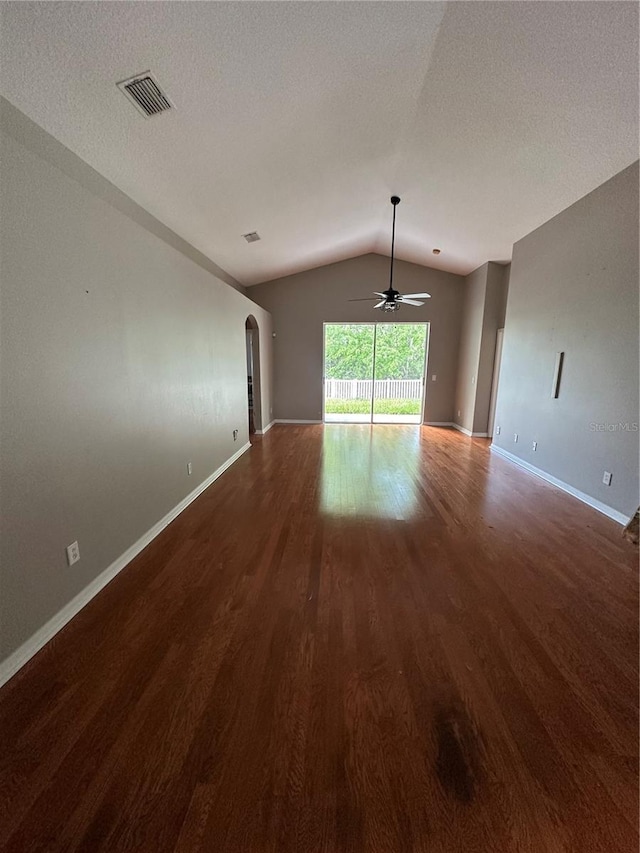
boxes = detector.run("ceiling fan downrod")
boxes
[346,195,430,310]
[385,196,401,312]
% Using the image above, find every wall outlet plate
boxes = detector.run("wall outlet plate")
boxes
[532,441,537,451]
[66,541,80,566]
[496,425,501,435]
[187,462,192,475]
[602,471,612,486]
[514,433,519,443]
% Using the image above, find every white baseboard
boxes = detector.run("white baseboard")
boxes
[490,444,630,526]
[0,441,252,690]
[451,423,489,438]
[274,419,323,424]
[453,424,471,435]
[424,422,489,437]
[254,420,274,435]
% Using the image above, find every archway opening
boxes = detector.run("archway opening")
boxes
[245,316,262,435]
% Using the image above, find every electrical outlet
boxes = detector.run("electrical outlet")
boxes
[66,541,80,566]
[514,433,518,443]
[457,410,461,418]
[532,441,537,451]
[496,425,501,435]
[187,462,192,475]
[233,429,238,441]
[602,471,612,486]
[431,374,437,381]
[471,376,476,385]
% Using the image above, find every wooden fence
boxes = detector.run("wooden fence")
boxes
[325,378,422,400]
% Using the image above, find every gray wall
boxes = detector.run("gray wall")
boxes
[493,161,639,519]
[249,254,465,423]
[474,263,510,434]
[454,262,509,434]
[0,105,273,667]
[454,265,489,433]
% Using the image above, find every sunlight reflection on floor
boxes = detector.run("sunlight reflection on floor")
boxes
[319,425,422,519]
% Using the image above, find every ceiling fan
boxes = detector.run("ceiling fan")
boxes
[349,196,431,312]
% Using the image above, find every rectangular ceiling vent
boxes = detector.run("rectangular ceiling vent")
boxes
[117,71,173,118]
[242,232,261,243]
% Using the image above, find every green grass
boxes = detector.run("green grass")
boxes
[324,398,421,415]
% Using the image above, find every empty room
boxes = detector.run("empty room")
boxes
[0,2,638,851]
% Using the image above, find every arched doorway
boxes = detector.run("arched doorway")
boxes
[245,316,262,434]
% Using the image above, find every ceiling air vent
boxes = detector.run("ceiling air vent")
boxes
[242,232,261,243]
[117,71,173,118]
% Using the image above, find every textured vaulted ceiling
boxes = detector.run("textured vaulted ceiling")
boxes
[1,2,637,286]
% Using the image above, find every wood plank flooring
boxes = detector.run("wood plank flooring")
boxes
[0,425,637,852]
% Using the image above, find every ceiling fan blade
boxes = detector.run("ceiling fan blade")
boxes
[373,292,388,298]
[348,297,383,302]
[399,298,424,306]
[374,300,387,309]
[401,292,431,299]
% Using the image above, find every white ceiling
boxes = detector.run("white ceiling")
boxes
[1,2,637,286]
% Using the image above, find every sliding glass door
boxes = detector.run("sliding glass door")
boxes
[323,323,429,424]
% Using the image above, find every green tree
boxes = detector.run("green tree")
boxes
[374,324,427,379]
[324,323,427,380]
[324,324,374,379]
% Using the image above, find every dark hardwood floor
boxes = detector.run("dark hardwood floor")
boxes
[0,425,637,852]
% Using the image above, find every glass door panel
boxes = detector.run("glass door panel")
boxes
[372,324,428,424]
[323,324,375,423]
